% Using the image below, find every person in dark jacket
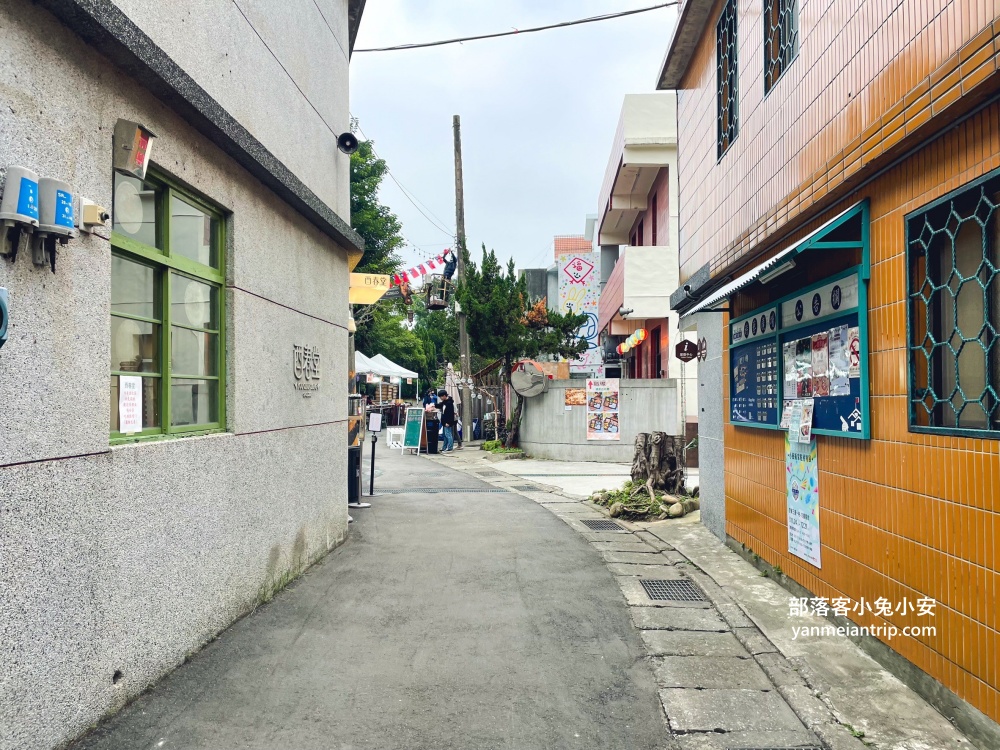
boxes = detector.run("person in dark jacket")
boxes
[422,388,437,407]
[438,389,455,452]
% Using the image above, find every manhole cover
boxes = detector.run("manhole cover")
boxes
[640,579,706,602]
[581,519,626,531]
[476,470,502,477]
[371,488,511,495]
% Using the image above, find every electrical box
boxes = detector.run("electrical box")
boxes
[37,177,77,239]
[0,288,9,350]
[0,166,40,228]
[112,119,156,180]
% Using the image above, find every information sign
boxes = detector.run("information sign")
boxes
[402,407,425,453]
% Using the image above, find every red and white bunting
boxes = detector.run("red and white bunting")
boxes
[392,251,449,286]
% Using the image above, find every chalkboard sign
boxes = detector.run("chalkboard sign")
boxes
[402,407,425,453]
[730,338,780,425]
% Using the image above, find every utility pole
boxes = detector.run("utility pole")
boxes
[453,115,472,443]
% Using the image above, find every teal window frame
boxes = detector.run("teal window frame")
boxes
[110,170,227,444]
[728,201,872,440]
[905,168,1000,438]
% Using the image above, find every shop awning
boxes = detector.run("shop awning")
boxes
[683,201,865,317]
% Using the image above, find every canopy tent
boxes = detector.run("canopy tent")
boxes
[369,353,418,380]
[354,350,377,374]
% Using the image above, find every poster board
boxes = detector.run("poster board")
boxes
[586,378,620,440]
[402,407,425,454]
[728,268,869,439]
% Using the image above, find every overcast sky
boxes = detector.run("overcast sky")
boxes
[349,1,678,274]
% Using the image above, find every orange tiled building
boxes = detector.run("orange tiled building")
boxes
[661,0,1000,740]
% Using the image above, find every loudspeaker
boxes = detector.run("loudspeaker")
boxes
[337,132,360,154]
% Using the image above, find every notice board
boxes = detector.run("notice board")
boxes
[402,407,425,453]
[728,269,869,439]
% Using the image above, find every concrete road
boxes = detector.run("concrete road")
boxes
[72,440,669,750]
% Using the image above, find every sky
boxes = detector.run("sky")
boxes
[349,1,678,274]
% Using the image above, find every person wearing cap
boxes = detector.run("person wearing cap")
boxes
[438,389,455,452]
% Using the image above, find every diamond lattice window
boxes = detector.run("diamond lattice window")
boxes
[907,174,1000,434]
[716,0,739,159]
[764,0,798,94]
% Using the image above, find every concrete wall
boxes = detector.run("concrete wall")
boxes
[0,3,352,748]
[519,379,680,463]
[692,312,724,539]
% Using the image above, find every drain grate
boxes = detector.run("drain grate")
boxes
[510,484,544,492]
[371,488,511,495]
[476,470,502,477]
[581,519,626,531]
[640,578,706,602]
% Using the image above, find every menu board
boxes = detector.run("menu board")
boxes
[730,339,780,425]
[586,378,621,440]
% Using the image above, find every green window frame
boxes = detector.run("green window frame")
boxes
[716,0,739,159]
[906,169,1000,437]
[763,0,798,95]
[110,170,226,443]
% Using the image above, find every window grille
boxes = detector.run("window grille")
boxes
[764,0,798,94]
[716,0,739,158]
[907,173,1000,435]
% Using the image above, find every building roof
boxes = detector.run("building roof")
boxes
[348,0,367,55]
[655,0,716,90]
[554,236,593,256]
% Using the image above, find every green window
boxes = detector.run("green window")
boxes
[907,170,1000,435]
[110,171,226,441]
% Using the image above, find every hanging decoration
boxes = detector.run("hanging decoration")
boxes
[392,250,450,286]
[616,328,648,355]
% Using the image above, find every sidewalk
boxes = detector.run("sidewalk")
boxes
[434,448,978,750]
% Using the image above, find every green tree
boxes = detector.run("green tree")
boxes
[350,140,404,275]
[456,245,587,448]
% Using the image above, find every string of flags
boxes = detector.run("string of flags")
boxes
[392,251,449,286]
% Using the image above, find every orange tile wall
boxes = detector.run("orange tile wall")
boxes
[677,0,1000,284]
[723,103,1000,724]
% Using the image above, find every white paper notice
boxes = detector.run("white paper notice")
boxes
[368,412,382,432]
[119,376,143,434]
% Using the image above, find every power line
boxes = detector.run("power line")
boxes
[355,2,678,53]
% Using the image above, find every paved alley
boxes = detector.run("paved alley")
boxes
[70,441,668,750]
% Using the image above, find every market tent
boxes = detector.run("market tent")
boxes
[370,353,418,380]
[354,351,377,374]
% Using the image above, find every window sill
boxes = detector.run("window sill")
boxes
[111,428,228,446]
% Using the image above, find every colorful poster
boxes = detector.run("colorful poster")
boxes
[795,338,813,397]
[828,324,851,396]
[787,399,803,434]
[786,435,821,568]
[586,378,620,441]
[779,400,793,429]
[558,252,601,374]
[811,332,830,397]
[797,398,815,443]
[847,326,861,377]
[564,388,587,406]
[119,375,143,434]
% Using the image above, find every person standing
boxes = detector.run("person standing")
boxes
[422,388,437,407]
[438,389,455,452]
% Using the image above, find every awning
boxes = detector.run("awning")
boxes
[355,351,377,373]
[683,202,864,317]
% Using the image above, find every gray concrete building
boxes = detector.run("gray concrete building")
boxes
[0,2,365,748]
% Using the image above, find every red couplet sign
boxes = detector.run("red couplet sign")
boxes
[675,339,699,362]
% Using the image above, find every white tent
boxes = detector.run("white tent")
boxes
[354,351,377,374]
[369,353,418,379]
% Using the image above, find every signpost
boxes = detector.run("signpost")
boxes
[402,407,425,454]
[675,339,698,362]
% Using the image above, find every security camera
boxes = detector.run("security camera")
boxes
[337,132,360,154]
[683,284,695,300]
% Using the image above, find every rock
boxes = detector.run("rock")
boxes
[609,502,624,518]
[691,485,700,497]
[667,502,684,518]
[682,498,700,513]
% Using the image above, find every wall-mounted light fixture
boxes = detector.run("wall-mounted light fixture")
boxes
[759,258,796,284]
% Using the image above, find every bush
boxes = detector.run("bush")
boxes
[482,440,502,451]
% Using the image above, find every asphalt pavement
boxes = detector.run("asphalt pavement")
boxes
[71,438,669,750]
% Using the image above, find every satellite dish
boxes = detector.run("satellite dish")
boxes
[511,361,549,397]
